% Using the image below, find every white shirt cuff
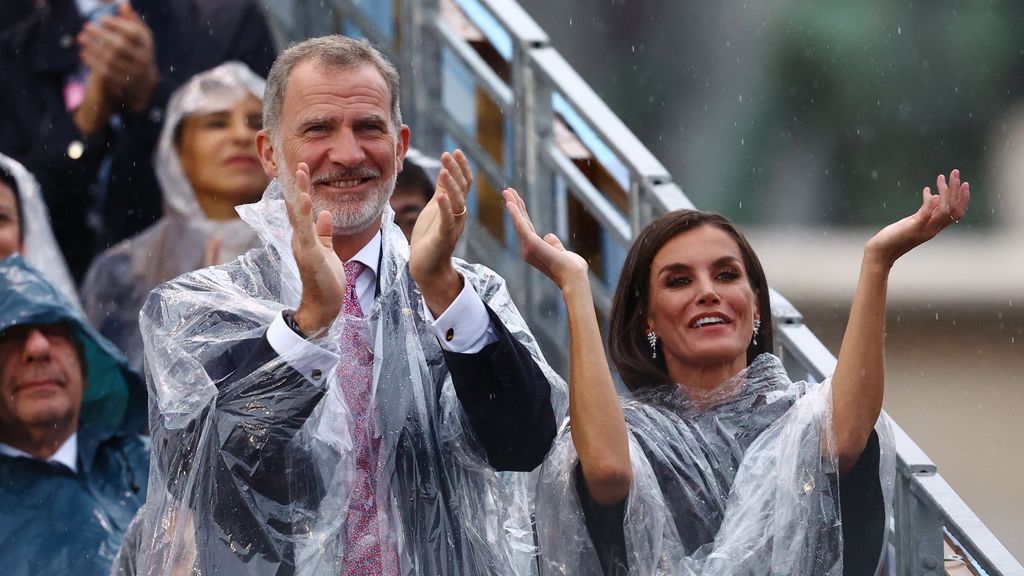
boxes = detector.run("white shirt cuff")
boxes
[423,276,498,354]
[266,312,339,384]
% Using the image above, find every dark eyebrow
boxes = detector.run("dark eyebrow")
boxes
[354,114,388,128]
[657,256,742,276]
[296,114,337,132]
[657,262,692,276]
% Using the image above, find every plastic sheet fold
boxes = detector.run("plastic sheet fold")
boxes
[0,153,79,306]
[535,354,895,575]
[124,177,567,575]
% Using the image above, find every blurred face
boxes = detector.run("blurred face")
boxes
[257,61,409,235]
[0,181,21,258]
[390,185,428,240]
[646,225,760,376]
[177,94,268,213]
[0,324,84,439]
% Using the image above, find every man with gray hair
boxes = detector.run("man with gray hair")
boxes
[129,35,565,575]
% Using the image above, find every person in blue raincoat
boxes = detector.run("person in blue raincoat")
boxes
[0,255,149,576]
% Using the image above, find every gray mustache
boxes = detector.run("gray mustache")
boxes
[311,168,379,184]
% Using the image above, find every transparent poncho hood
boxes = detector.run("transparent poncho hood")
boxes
[0,153,79,307]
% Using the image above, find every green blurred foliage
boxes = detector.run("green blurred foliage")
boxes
[729,0,1024,226]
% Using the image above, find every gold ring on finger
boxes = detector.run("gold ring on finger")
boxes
[452,205,468,217]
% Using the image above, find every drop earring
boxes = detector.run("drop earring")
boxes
[647,331,658,359]
[752,318,762,346]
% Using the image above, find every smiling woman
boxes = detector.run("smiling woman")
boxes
[503,167,969,575]
[81,62,269,374]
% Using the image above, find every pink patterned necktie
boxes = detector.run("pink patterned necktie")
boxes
[338,260,396,575]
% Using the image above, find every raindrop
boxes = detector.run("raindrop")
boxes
[897,26,902,35]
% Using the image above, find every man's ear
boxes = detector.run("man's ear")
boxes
[395,124,410,173]
[255,130,279,178]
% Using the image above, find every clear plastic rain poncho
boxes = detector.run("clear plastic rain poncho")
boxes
[81,61,266,374]
[536,354,895,575]
[0,152,79,307]
[125,177,568,575]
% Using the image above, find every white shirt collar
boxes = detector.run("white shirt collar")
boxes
[348,229,381,278]
[75,0,117,17]
[0,433,78,473]
[347,230,382,314]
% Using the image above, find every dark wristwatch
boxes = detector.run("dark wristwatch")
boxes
[282,310,307,339]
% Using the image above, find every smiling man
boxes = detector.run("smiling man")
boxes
[0,256,148,576]
[130,35,565,575]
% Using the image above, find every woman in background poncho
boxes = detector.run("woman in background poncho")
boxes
[0,153,80,307]
[502,168,970,575]
[82,62,268,374]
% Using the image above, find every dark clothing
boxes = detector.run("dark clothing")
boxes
[0,425,149,576]
[534,355,892,575]
[0,0,275,279]
[140,241,561,575]
[165,306,556,575]
[578,431,885,576]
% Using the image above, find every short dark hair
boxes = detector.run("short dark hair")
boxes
[0,164,24,244]
[607,210,773,392]
[394,158,433,202]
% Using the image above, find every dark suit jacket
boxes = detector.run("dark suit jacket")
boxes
[153,305,557,575]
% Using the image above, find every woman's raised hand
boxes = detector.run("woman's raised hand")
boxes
[503,188,589,290]
[865,169,971,267]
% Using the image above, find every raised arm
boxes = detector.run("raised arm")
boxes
[503,188,631,504]
[832,169,970,473]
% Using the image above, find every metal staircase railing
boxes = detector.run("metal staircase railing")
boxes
[259,0,1023,573]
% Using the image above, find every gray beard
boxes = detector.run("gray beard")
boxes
[277,166,395,236]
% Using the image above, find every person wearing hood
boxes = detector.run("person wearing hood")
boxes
[0,153,81,307]
[82,62,269,375]
[0,0,276,280]
[126,35,565,575]
[0,255,149,576]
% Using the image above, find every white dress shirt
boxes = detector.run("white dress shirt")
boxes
[0,433,78,473]
[267,230,498,382]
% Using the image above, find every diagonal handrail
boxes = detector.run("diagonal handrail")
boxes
[260,0,1023,572]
